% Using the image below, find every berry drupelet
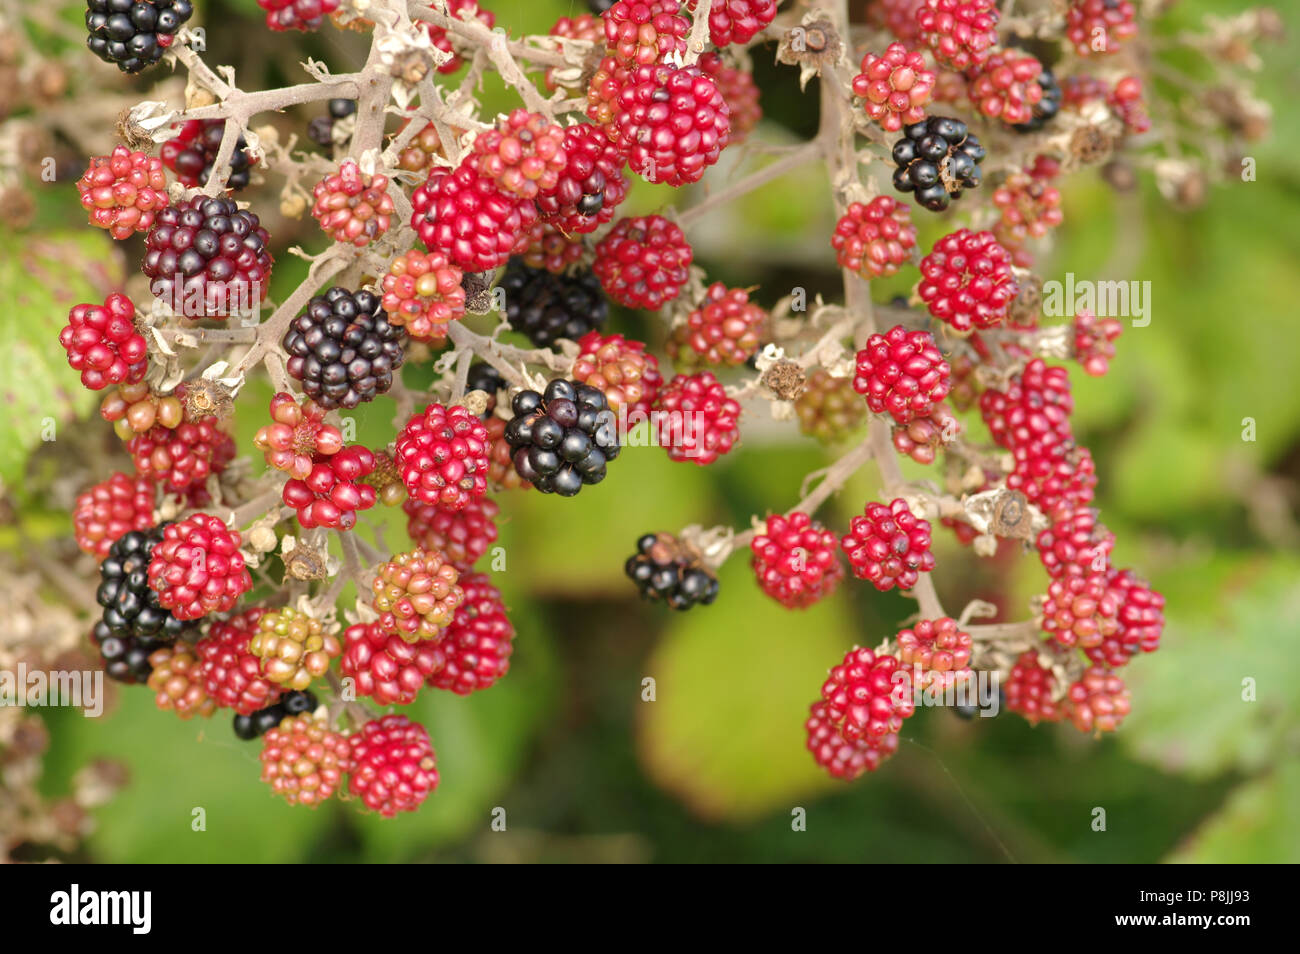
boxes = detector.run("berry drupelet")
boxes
[282,287,406,410]
[86,0,193,74]
[505,379,620,496]
[499,259,608,348]
[625,533,720,610]
[891,116,985,212]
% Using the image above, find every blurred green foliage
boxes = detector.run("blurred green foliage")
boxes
[5,0,1300,863]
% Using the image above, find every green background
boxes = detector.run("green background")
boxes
[4,0,1300,862]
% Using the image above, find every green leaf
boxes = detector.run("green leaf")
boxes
[637,558,856,821]
[0,231,125,487]
[1166,762,1300,863]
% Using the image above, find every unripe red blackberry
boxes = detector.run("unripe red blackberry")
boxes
[60,294,147,390]
[499,259,608,347]
[535,122,629,234]
[281,445,378,531]
[161,119,256,191]
[853,42,935,131]
[1036,508,1114,579]
[372,548,465,642]
[585,55,633,130]
[806,700,895,780]
[141,195,273,319]
[1009,443,1097,519]
[410,162,537,273]
[895,617,973,689]
[420,0,495,74]
[1013,69,1063,133]
[795,369,866,443]
[841,498,935,591]
[689,0,778,48]
[100,382,183,439]
[1003,651,1063,725]
[654,371,742,465]
[698,53,762,143]
[380,248,465,343]
[520,221,588,274]
[249,607,343,691]
[918,228,1018,332]
[348,714,440,816]
[73,471,156,561]
[146,645,215,719]
[253,392,344,481]
[603,0,688,66]
[395,402,490,511]
[146,513,252,621]
[831,196,918,279]
[891,115,985,212]
[615,64,731,187]
[571,331,663,416]
[1086,568,1165,666]
[76,146,168,240]
[127,416,236,495]
[992,171,1064,251]
[311,159,395,247]
[915,0,999,71]
[282,287,407,410]
[751,512,843,609]
[891,403,959,465]
[625,532,720,610]
[85,0,192,74]
[667,282,767,369]
[1108,75,1151,135]
[403,495,499,569]
[1066,0,1138,57]
[871,0,925,43]
[341,621,446,706]
[592,215,693,310]
[257,0,340,31]
[966,50,1044,125]
[853,325,951,425]
[428,572,515,694]
[470,109,568,201]
[260,715,351,808]
[505,379,621,496]
[978,359,1074,461]
[1066,666,1131,735]
[821,646,915,745]
[1073,309,1123,376]
[1041,570,1119,650]
[196,608,283,715]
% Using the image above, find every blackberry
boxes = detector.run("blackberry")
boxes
[625,532,719,610]
[283,287,407,410]
[162,119,256,192]
[86,0,193,74]
[142,195,273,318]
[891,116,986,212]
[1014,69,1063,133]
[499,259,607,348]
[308,99,357,148]
[504,379,620,496]
[93,527,190,682]
[466,362,506,411]
[588,0,615,12]
[232,689,317,740]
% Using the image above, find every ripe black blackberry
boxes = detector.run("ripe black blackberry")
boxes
[1014,70,1062,133]
[891,117,986,212]
[232,689,317,740]
[164,120,256,191]
[587,0,615,12]
[504,379,620,496]
[283,287,407,410]
[86,0,193,74]
[93,527,190,682]
[625,533,720,611]
[499,259,607,348]
[307,98,358,148]
[142,195,273,317]
[467,362,506,413]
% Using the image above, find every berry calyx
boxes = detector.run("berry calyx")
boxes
[146,513,252,621]
[311,159,395,247]
[394,402,491,510]
[60,294,147,391]
[348,714,440,816]
[853,325,952,425]
[750,512,843,609]
[654,371,742,465]
[841,498,935,591]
